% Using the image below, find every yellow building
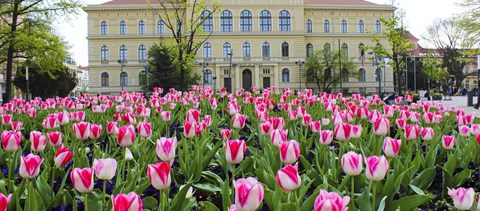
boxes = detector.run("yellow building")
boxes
[84,0,395,95]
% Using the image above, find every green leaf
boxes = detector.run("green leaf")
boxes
[193,183,221,193]
[35,175,54,209]
[25,181,45,211]
[280,202,296,211]
[357,186,372,211]
[85,192,101,211]
[301,188,319,211]
[199,201,220,211]
[377,196,388,211]
[221,180,231,210]
[408,184,425,195]
[142,196,158,210]
[443,153,457,174]
[388,194,436,211]
[410,167,435,190]
[450,169,472,187]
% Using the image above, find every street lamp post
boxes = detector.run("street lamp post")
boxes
[228,50,233,93]
[118,59,126,92]
[369,52,382,97]
[198,61,209,89]
[25,66,29,101]
[295,60,305,91]
[476,55,480,109]
[144,63,149,91]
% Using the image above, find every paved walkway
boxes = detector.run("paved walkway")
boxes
[431,96,478,116]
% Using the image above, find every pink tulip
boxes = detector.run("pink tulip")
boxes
[111,192,143,211]
[421,127,434,141]
[373,117,390,136]
[448,187,475,210]
[382,137,402,157]
[156,137,177,161]
[234,178,264,211]
[442,135,456,150]
[183,121,196,139]
[334,123,352,141]
[276,163,301,192]
[56,110,70,125]
[351,125,363,139]
[72,121,91,140]
[19,154,43,179]
[322,118,330,126]
[383,105,394,117]
[47,131,63,147]
[89,123,103,140]
[1,114,12,125]
[302,114,312,126]
[225,139,247,164]
[160,111,171,122]
[220,129,232,141]
[93,158,117,180]
[186,109,201,123]
[356,107,369,119]
[270,129,288,146]
[116,125,136,147]
[365,155,389,181]
[27,107,36,118]
[10,121,22,131]
[423,112,435,124]
[147,162,171,190]
[1,130,21,152]
[232,114,247,129]
[395,118,406,129]
[288,110,298,121]
[331,112,344,125]
[0,193,12,211]
[319,130,334,145]
[314,190,350,211]
[260,122,272,135]
[404,124,421,140]
[54,144,73,168]
[136,122,152,138]
[459,125,471,137]
[70,168,94,193]
[341,151,363,176]
[107,122,118,135]
[123,113,137,125]
[30,131,47,152]
[228,204,238,211]
[310,121,322,133]
[269,117,285,130]
[279,140,300,164]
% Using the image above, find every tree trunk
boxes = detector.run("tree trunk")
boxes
[4,1,20,103]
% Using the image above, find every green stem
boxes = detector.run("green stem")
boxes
[351,176,355,201]
[122,147,126,181]
[29,179,33,209]
[50,167,56,190]
[84,193,89,211]
[231,164,236,203]
[8,152,14,194]
[103,180,107,205]
[372,181,376,210]
[157,190,162,211]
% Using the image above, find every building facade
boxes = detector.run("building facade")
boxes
[84,0,395,95]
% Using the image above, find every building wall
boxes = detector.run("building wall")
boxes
[84,0,395,95]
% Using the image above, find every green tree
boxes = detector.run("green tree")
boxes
[305,49,356,93]
[13,62,77,99]
[148,0,220,91]
[0,0,80,102]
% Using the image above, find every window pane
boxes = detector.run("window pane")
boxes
[240,10,252,32]
[201,11,213,32]
[243,42,250,57]
[120,21,126,34]
[204,43,211,58]
[324,20,330,33]
[260,10,272,31]
[279,10,291,31]
[306,20,312,33]
[262,42,270,57]
[158,21,164,34]
[221,10,233,32]
[282,42,289,57]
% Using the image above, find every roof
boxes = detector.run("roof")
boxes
[304,0,377,5]
[100,0,378,5]
[404,31,419,42]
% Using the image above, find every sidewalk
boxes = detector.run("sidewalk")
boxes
[432,96,478,116]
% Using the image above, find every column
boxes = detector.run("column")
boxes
[255,65,260,88]
[274,64,279,90]
[235,65,241,90]
[215,66,221,91]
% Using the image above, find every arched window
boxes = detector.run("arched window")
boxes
[203,69,212,84]
[201,10,213,32]
[306,19,312,33]
[101,72,109,86]
[324,43,331,56]
[101,21,107,35]
[223,42,231,58]
[243,42,250,58]
[138,20,145,34]
[138,45,147,61]
[375,20,382,33]
[359,68,366,82]
[262,42,270,58]
[358,20,365,33]
[341,69,349,82]
[101,46,109,61]
[306,43,313,58]
[341,43,348,58]
[282,68,290,82]
[157,20,165,34]
[260,10,272,31]
[221,10,233,32]
[203,42,212,58]
[120,72,128,86]
[282,42,289,57]
[119,45,127,61]
[279,10,291,31]
[341,20,347,33]
[324,20,330,33]
[358,43,365,58]
[120,21,126,35]
[240,10,252,31]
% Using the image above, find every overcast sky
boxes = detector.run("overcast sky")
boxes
[55,0,465,66]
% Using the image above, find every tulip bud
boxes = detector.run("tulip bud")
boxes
[365,155,388,181]
[270,129,288,146]
[147,162,171,190]
[0,193,12,211]
[183,121,196,139]
[111,192,143,211]
[373,117,390,136]
[125,147,134,161]
[19,154,43,179]
[54,144,73,168]
[107,122,118,135]
[319,130,334,145]
[70,168,94,193]
[137,122,152,138]
[334,123,352,141]
[72,122,91,140]
[232,114,247,129]
[10,121,23,131]
[220,129,232,141]
[225,139,247,164]
[279,140,300,164]
[421,127,434,141]
[314,190,350,211]
[351,125,363,139]
[116,125,136,147]
[459,125,471,137]
[382,137,401,157]
[276,163,301,192]
[93,158,117,180]
[30,131,47,152]
[404,124,421,140]
[89,123,103,140]
[234,178,264,211]
[341,151,363,176]
[160,111,171,122]
[1,130,22,152]
[48,131,63,147]
[448,187,475,210]
[1,114,12,125]
[156,137,177,161]
[309,121,322,133]
[442,135,456,150]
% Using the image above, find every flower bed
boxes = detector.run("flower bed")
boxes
[0,86,479,210]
